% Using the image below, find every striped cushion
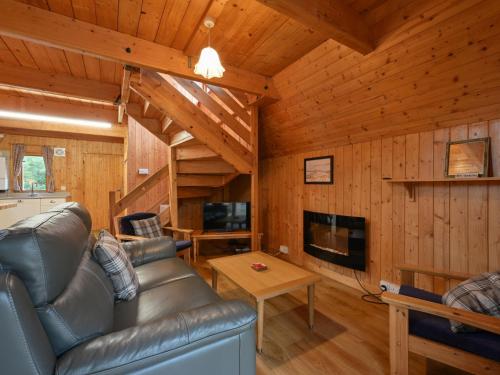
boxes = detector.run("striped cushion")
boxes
[442,272,500,332]
[93,230,139,301]
[130,216,163,238]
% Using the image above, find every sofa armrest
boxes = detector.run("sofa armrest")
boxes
[381,292,500,335]
[121,236,176,267]
[55,300,256,375]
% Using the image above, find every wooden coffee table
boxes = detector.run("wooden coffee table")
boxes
[207,251,321,352]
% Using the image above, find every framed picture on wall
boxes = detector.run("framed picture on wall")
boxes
[445,137,490,178]
[304,156,334,184]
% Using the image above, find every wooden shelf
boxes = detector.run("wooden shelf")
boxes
[383,177,500,201]
[385,177,500,183]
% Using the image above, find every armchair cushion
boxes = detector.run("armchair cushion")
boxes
[93,231,139,301]
[130,216,163,238]
[442,271,500,332]
[176,239,192,251]
[400,285,500,361]
[119,212,156,236]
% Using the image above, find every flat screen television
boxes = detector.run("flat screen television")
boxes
[203,202,251,232]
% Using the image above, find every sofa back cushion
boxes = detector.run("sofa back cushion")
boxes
[37,251,114,355]
[0,203,91,306]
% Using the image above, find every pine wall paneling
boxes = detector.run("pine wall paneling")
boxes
[126,118,168,214]
[260,121,500,292]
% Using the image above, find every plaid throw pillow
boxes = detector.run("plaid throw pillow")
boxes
[442,271,500,333]
[93,230,139,301]
[130,216,163,238]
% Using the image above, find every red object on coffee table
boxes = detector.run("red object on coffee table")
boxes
[251,262,268,271]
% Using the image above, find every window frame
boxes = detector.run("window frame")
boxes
[21,154,48,192]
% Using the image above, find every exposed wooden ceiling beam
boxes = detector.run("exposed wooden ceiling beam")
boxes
[0,0,278,98]
[0,90,117,124]
[118,66,134,124]
[0,63,120,103]
[130,70,253,174]
[255,0,374,55]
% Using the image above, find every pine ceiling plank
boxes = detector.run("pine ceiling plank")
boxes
[45,47,71,74]
[99,59,117,84]
[82,55,101,81]
[184,0,230,56]
[71,0,97,23]
[0,62,120,103]
[136,0,167,41]
[1,36,37,68]
[118,0,142,36]
[0,0,278,98]
[155,0,190,47]
[95,0,119,30]
[24,42,54,71]
[47,0,74,17]
[255,0,374,54]
[171,0,211,50]
[64,51,87,78]
[0,37,20,65]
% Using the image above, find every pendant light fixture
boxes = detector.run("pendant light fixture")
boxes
[194,17,225,79]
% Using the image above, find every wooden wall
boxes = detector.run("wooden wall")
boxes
[261,0,500,157]
[0,131,124,229]
[126,118,168,213]
[260,120,500,293]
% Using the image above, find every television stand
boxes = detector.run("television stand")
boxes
[191,230,263,263]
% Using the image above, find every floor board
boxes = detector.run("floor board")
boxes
[194,251,468,375]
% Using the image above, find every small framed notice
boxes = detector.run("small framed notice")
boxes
[304,156,334,184]
[445,138,490,178]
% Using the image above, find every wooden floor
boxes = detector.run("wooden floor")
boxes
[194,251,469,375]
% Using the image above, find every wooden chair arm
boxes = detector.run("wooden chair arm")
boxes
[115,234,147,242]
[163,226,194,234]
[395,264,471,285]
[381,292,500,335]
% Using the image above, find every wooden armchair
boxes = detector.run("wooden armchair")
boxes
[113,212,193,265]
[382,265,500,375]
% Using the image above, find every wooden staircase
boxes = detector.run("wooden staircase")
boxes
[111,67,260,250]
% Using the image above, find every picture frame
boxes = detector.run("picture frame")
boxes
[304,156,334,184]
[445,137,490,178]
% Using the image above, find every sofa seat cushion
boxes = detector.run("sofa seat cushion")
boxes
[400,285,500,361]
[113,276,221,331]
[135,258,197,292]
[175,240,192,251]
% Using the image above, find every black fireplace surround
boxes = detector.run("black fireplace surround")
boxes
[303,210,366,271]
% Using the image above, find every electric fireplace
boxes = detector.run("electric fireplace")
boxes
[303,211,366,271]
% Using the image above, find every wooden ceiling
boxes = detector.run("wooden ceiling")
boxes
[261,0,500,157]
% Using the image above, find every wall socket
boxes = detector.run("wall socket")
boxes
[279,245,289,254]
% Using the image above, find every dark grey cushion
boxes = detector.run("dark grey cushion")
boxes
[114,276,221,331]
[0,204,91,306]
[121,236,177,267]
[135,257,197,292]
[36,251,114,355]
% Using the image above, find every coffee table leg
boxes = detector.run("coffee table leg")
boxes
[212,268,218,290]
[308,284,315,329]
[257,299,264,353]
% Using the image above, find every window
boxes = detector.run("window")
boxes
[22,155,46,191]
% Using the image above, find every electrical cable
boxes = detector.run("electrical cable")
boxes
[354,270,387,305]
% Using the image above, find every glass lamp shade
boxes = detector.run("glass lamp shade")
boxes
[194,47,225,79]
